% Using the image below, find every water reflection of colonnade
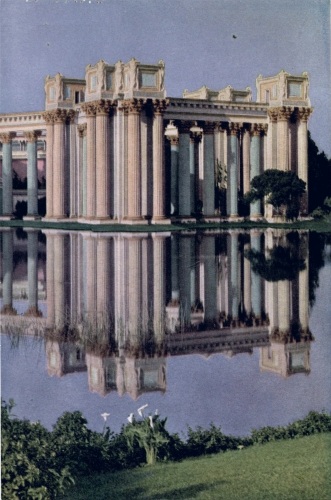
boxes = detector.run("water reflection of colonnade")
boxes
[0,229,313,398]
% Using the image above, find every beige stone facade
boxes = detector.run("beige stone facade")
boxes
[0,61,312,223]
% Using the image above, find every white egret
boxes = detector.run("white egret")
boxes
[101,412,110,422]
[137,404,148,417]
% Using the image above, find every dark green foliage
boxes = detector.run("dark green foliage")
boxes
[308,133,331,212]
[245,169,306,220]
[251,411,331,445]
[185,424,245,457]
[1,400,74,499]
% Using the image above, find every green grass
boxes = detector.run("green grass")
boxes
[61,433,331,500]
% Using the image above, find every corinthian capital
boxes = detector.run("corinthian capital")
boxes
[95,99,114,115]
[152,98,168,115]
[126,98,144,114]
[67,109,77,123]
[267,109,279,123]
[77,123,87,137]
[250,123,265,136]
[276,106,293,121]
[174,120,194,134]
[24,130,42,142]
[0,132,16,143]
[297,107,313,122]
[81,102,97,116]
[53,108,70,123]
[201,121,216,135]
[228,122,241,136]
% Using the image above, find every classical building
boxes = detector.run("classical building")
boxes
[0,59,312,223]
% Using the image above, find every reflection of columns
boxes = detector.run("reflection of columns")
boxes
[202,122,215,216]
[152,100,168,222]
[178,237,192,325]
[227,124,240,217]
[96,236,111,316]
[0,133,15,217]
[243,242,251,315]
[1,230,16,314]
[45,232,55,327]
[177,121,192,216]
[152,234,167,342]
[84,235,97,321]
[228,232,239,320]
[277,107,292,171]
[83,103,97,218]
[242,125,251,195]
[202,236,217,323]
[53,233,69,329]
[25,230,41,316]
[53,109,68,218]
[297,108,312,214]
[96,101,112,219]
[278,280,290,332]
[250,125,262,218]
[24,131,41,219]
[169,136,179,215]
[126,99,143,220]
[250,231,262,318]
[78,124,87,217]
[299,255,309,331]
[127,237,142,339]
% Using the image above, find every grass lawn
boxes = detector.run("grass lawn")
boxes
[61,433,331,500]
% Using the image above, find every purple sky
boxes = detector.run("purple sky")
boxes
[0,0,330,156]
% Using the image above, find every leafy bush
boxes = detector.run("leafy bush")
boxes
[1,400,74,499]
[185,423,246,457]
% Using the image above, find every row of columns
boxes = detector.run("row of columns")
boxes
[0,131,42,219]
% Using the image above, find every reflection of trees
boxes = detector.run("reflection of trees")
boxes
[309,232,331,306]
[244,232,306,282]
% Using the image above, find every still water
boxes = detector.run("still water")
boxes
[1,228,330,437]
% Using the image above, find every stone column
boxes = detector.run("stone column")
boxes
[68,110,77,218]
[227,124,240,217]
[242,125,251,195]
[297,108,312,214]
[1,230,16,314]
[43,112,54,218]
[202,122,215,217]
[250,124,262,219]
[25,230,41,316]
[77,124,87,217]
[113,102,126,222]
[152,99,169,222]
[277,106,292,171]
[177,121,192,217]
[190,132,198,215]
[169,136,179,215]
[126,99,144,221]
[0,133,15,218]
[82,103,97,218]
[96,100,112,219]
[53,109,68,218]
[24,131,41,219]
[267,109,278,170]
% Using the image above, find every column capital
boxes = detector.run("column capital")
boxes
[77,123,87,137]
[167,136,179,146]
[267,109,279,123]
[53,108,70,123]
[0,132,16,143]
[95,99,115,116]
[190,131,202,143]
[123,98,144,114]
[250,123,265,136]
[81,102,97,116]
[276,106,294,121]
[174,120,194,134]
[152,98,169,115]
[67,109,77,123]
[200,121,216,135]
[297,107,313,122]
[227,122,241,136]
[24,130,42,143]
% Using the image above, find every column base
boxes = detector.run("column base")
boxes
[151,217,171,225]
[41,216,69,222]
[0,214,15,221]
[249,214,263,221]
[24,306,43,317]
[1,305,17,315]
[122,216,149,225]
[23,215,42,221]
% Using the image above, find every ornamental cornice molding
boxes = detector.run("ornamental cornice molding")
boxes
[0,132,16,143]
[77,123,87,137]
[24,130,42,142]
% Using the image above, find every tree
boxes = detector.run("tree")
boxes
[245,169,306,220]
[308,133,331,212]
